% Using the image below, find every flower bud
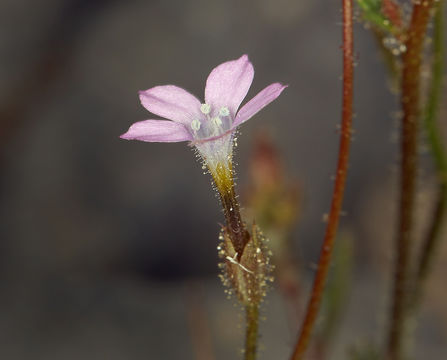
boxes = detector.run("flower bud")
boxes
[218,224,274,306]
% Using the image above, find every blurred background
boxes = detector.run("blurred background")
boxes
[0,0,446,359]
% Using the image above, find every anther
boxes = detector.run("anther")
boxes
[191,119,201,131]
[219,107,230,117]
[211,116,222,127]
[200,103,211,115]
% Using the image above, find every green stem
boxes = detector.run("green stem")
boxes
[244,303,259,360]
[417,185,447,287]
[415,0,446,306]
[387,1,436,359]
[423,1,446,177]
[213,163,260,359]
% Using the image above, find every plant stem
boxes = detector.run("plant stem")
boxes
[387,1,436,359]
[213,163,250,258]
[289,0,354,358]
[244,303,259,360]
[213,162,261,359]
[418,184,446,284]
[414,0,446,306]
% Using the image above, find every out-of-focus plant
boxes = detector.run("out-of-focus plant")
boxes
[356,0,402,34]
[357,0,405,84]
[244,130,302,326]
[355,0,445,359]
[348,343,381,360]
[315,232,354,359]
[415,0,446,305]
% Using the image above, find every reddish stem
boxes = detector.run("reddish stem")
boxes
[387,2,435,359]
[289,1,354,359]
[382,0,403,29]
[219,181,250,259]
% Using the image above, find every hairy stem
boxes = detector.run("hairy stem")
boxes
[290,1,354,358]
[244,303,259,360]
[387,1,436,359]
[213,163,250,258]
[213,162,260,359]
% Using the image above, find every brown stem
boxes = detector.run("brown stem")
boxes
[214,164,250,258]
[221,184,249,257]
[289,1,354,358]
[387,2,436,359]
[382,0,403,29]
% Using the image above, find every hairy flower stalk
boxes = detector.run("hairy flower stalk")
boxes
[121,55,286,359]
[212,163,250,257]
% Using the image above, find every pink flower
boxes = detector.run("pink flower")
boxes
[121,55,286,174]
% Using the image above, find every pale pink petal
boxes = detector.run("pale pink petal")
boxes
[232,83,287,128]
[139,85,202,125]
[204,55,254,116]
[120,120,193,143]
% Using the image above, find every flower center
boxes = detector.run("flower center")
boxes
[191,104,232,140]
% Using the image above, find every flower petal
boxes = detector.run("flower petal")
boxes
[139,85,202,125]
[233,83,287,128]
[204,54,254,116]
[120,120,193,142]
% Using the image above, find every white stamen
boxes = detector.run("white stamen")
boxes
[219,107,230,117]
[211,116,222,127]
[191,119,201,131]
[200,103,211,115]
